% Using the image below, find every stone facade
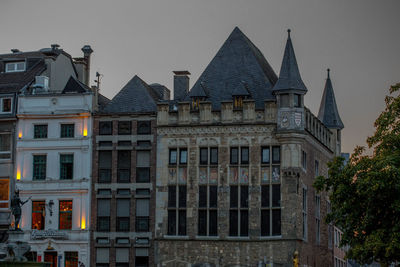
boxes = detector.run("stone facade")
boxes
[155,100,336,266]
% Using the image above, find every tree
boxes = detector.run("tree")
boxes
[314,83,400,267]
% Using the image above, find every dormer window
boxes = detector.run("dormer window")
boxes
[5,61,25,73]
[1,98,12,113]
[280,94,290,107]
[191,97,201,111]
[294,94,302,108]
[233,96,243,109]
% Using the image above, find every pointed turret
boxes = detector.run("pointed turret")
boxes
[274,30,306,132]
[318,69,344,129]
[272,29,307,93]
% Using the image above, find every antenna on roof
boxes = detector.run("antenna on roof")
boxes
[94,71,103,90]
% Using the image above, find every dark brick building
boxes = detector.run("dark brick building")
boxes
[90,75,169,267]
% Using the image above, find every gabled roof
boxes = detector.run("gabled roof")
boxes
[185,27,278,110]
[232,82,250,96]
[62,76,89,94]
[318,69,344,129]
[272,30,307,93]
[188,82,208,98]
[102,75,160,113]
[97,93,111,110]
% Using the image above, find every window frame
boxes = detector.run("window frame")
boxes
[167,185,187,236]
[33,154,47,180]
[59,200,73,230]
[5,61,25,73]
[137,121,151,135]
[1,98,12,113]
[0,133,11,159]
[99,121,113,135]
[60,154,74,180]
[31,200,45,230]
[34,124,48,139]
[118,121,132,135]
[60,124,75,138]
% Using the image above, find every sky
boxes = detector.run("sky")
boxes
[1,0,399,154]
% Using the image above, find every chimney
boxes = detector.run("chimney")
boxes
[173,71,190,101]
[51,44,60,51]
[81,45,94,86]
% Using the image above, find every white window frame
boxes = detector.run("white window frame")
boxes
[5,61,26,73]
[0,98,12,113]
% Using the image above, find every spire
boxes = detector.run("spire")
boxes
[272,29,307,93]
[318,69,344,129]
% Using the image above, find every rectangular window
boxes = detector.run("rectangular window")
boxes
[34,125,47,139]
[98,151,112,183]
[65,252,78,267]
[315,160,319,177]
[168,185,186,235]
[118,121,131,135]
[303,188,308,240]
[117,199,130,232]
[261,145,281,236]
[136,199,149,232]
[315,195,321,244]
[137,121,151,135]
[59,200,72,230]
[99,121,112,135]
[169,149,177,165]
[200,148,208,165]
[0,179,9,208]
[280,94,290,107]
[60,124,74,138]
[179,149,187,165]
[294,94,301,107]
[198,185,218,236]
[241,147,249,165]
[230,147,238,164]
[60,154,73,180]
[229,185,248,236]
[96,248,109,266]
[136,149,150,182]
[33,155,46,180]
[272,146,280,163]
[97,199,110,231]
[0,134,11,159]
[1,98,11,113]
[5,62,25,72]
[32,201,45,230]
[210,147,218,165]
[302,150,307,170]
[261,147,270,164]
[118,150,131,183]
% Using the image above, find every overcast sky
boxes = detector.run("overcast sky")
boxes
[1,0,399,154]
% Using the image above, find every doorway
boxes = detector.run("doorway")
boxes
[44,251,58,267]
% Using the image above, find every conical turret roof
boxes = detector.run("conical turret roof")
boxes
[272,30,307,93]
[318,69,344,129]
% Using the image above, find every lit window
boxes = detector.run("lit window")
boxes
[60,124,74,138]
[59,200,72,230]
[1,98,11,113]
[34,125,47,139]
[0,179,9,208]
[5,62,25,72]
[60,154,73,180]
[65,252,78,267]
[32,201,45,229]
[233,96,243,109]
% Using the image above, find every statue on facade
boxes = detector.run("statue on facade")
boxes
[10,190,31,231]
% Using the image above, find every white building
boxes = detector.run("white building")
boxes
[15,76,93,267]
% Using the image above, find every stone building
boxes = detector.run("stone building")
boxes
[90,75,169,267]
[11,45,94,266]
[155,27,343,266]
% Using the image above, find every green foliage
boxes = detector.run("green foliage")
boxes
[314,84,400,266]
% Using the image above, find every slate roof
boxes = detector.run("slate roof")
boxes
[232,82,251,96]
[272,30,307,93]
[102,75,160,113]
[318,69,344,129]
[0,58,46,93]
[97,93,111,110]
[62,76,89,94]
[185,27,278,110]
[188,82,208,98]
